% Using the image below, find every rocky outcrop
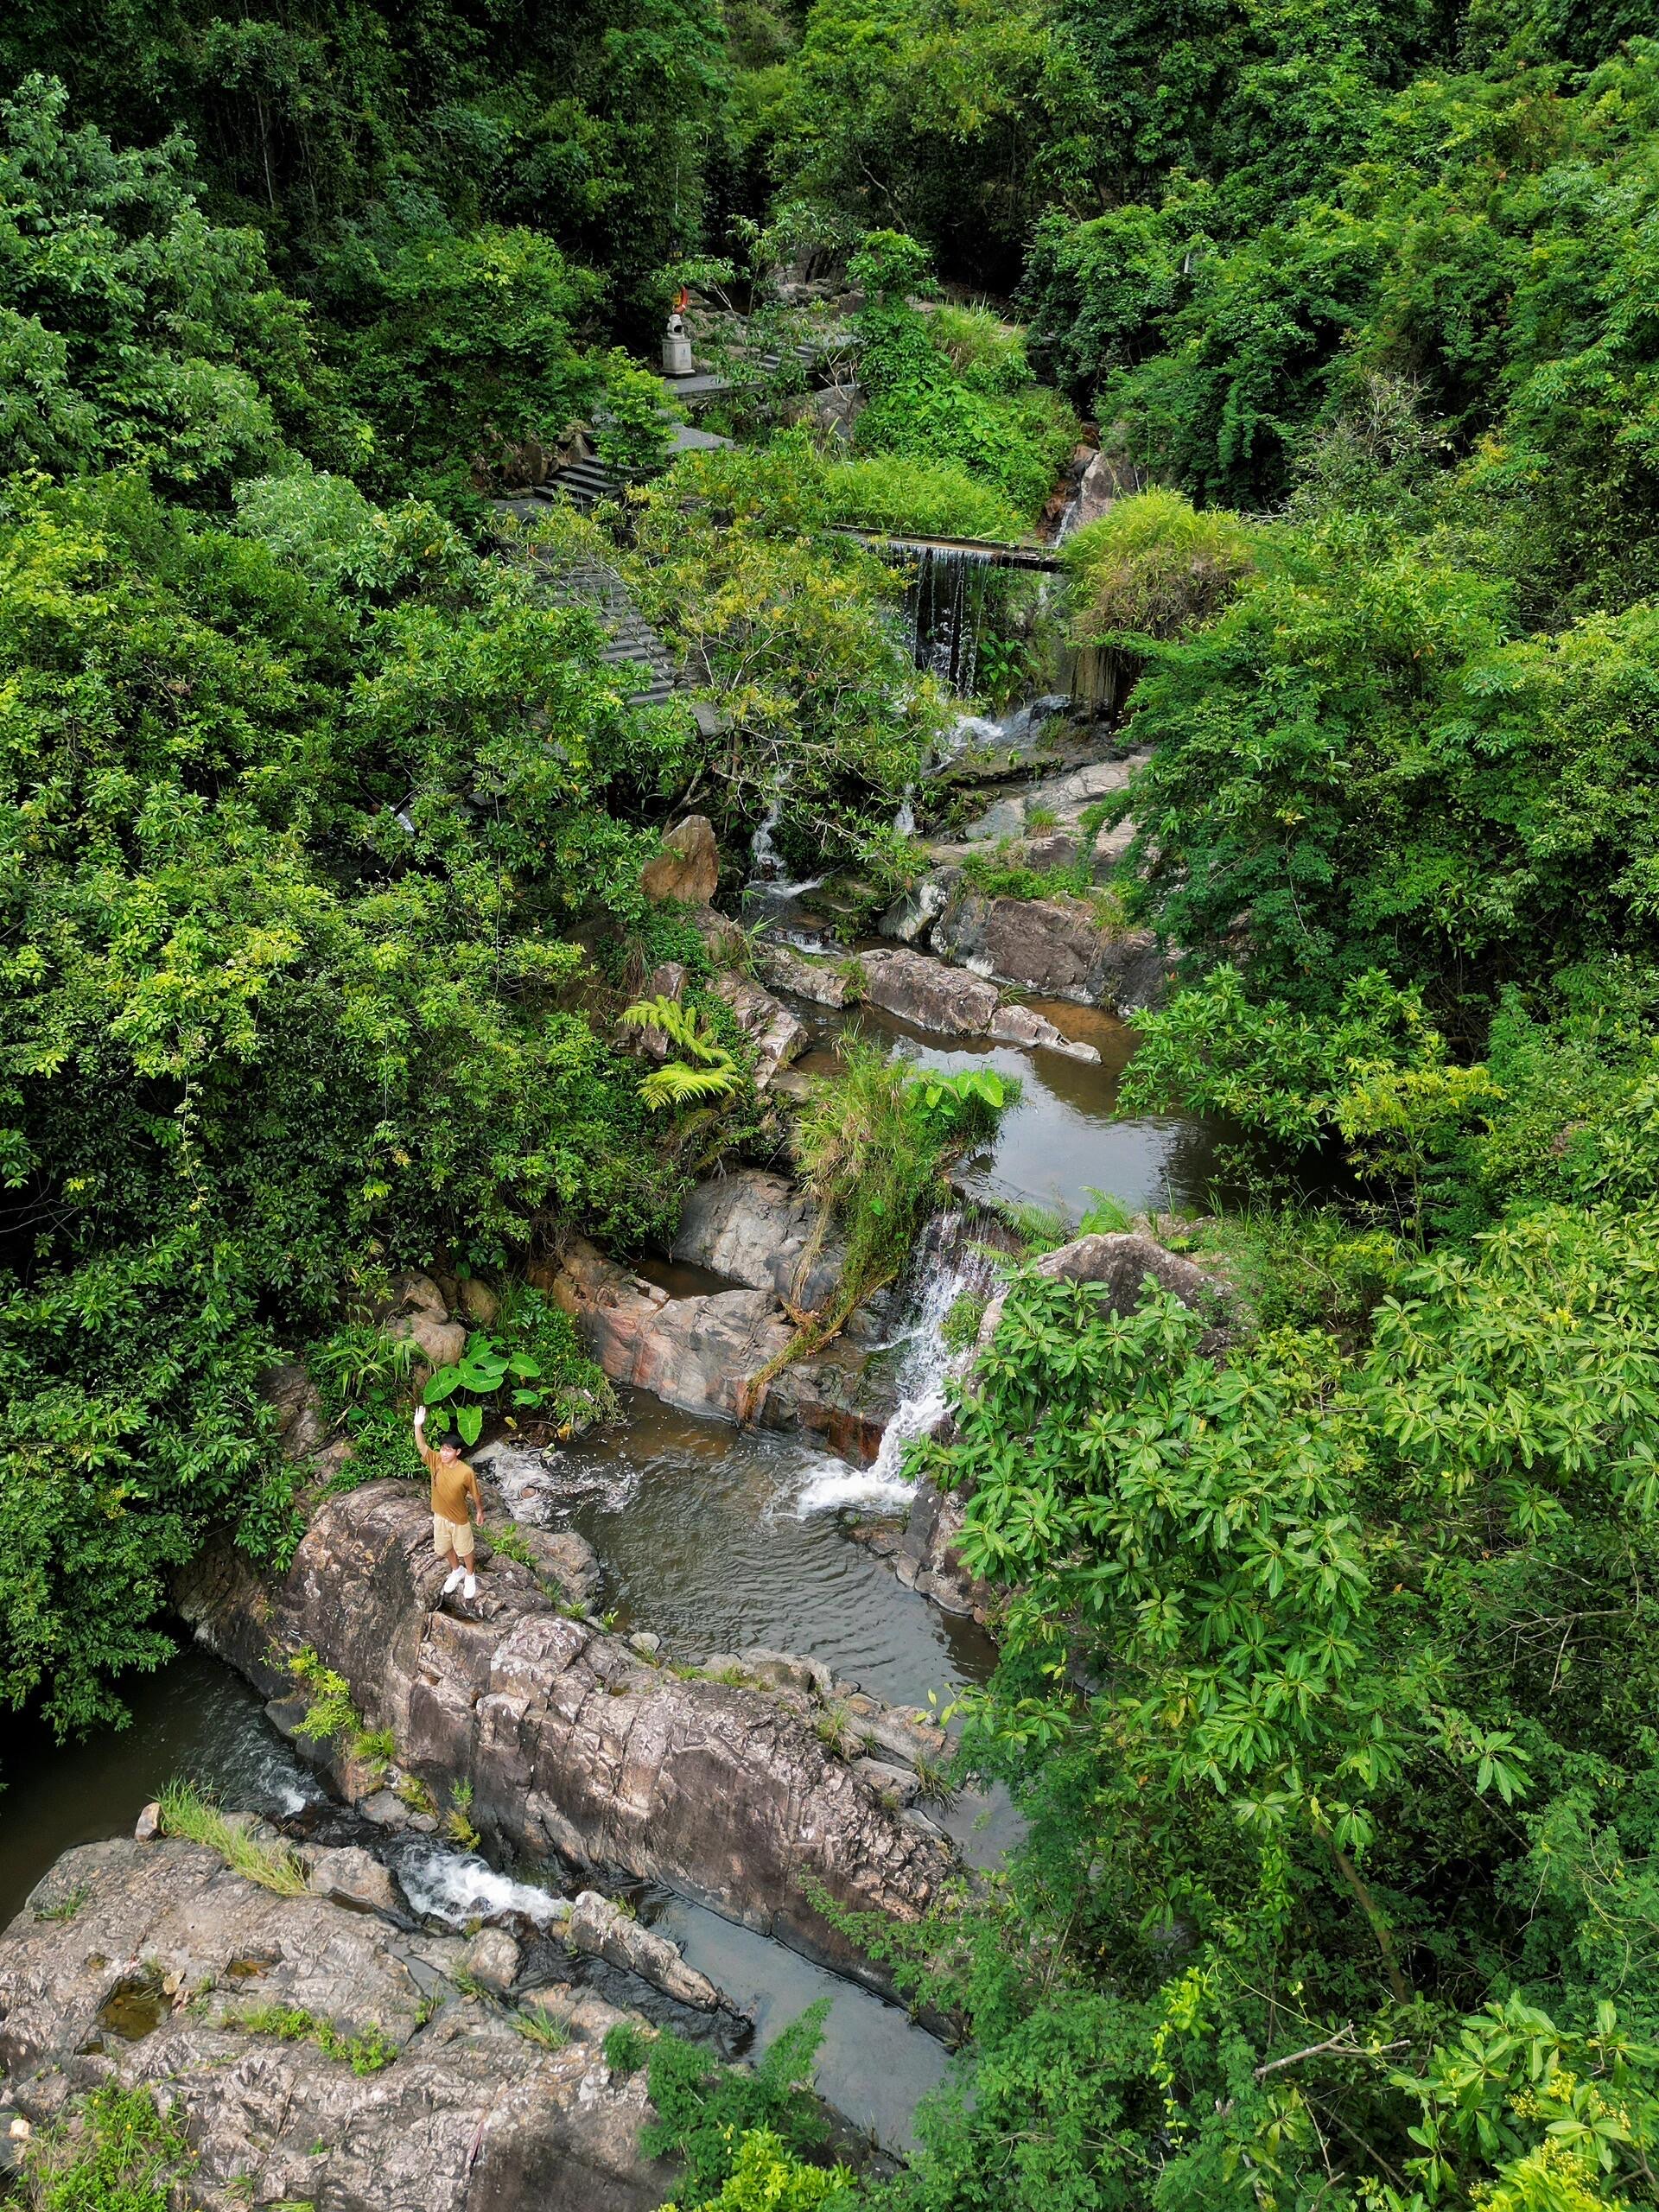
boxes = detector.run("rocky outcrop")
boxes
[536,1235,890,1459]
[175,1485,952,1976]
[930,882,1171,1011]
[858,947,999,1034]
[1,1838,671,2212]
[671,1169,845,1313]
[974,1230,1228,1353]
[753,939,855,1007]
[893,1479,986,1624]
[641,813,720,905]
[709,972,808,1087]
[958,753,1146,849]
[852,948,1101,1059]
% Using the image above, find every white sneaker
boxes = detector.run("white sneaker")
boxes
[462,1573,478,1602]
[442,1567,466,1595]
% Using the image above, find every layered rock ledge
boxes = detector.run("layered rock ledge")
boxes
[534,1231,891,1459]
[0,1837,670,2212]
[175,1484,952,1977]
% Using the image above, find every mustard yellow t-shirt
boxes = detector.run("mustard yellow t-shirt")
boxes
[420,1440,480,1525]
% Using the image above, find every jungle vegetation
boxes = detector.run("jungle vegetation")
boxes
[4,0,1659,2207]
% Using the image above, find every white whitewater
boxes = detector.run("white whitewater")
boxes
[747,789,825,901]
[391,1834,568,1927]
[792,1216,984,1516]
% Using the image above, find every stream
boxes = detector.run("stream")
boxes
[797,992,1228,1224]
[0,893,1221,2158]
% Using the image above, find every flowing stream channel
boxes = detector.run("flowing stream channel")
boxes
[0,910,1224,2156]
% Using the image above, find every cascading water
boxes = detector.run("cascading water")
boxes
[794,1213,995,1515]
[907,546,995,693]
[746,788,825,906]
[386,1834,569,1928]
[750,793,785,879]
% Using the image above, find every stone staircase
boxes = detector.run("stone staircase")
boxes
[491,500,678,708]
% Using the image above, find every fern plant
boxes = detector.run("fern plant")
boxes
[620,996,743,1111]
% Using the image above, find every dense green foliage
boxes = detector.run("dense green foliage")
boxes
[848,232,1077,521]
[22,2083,194,2210]
[604,2004,839,2207]
[793,1045,1017,1321]
[873,1198,1659,2208]
[9,0,1659,2205]
[0,0,728,311]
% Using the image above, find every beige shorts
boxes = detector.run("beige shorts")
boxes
[433,1512,475,1560]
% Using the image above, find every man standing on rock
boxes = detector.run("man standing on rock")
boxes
[414,1402,481,1603]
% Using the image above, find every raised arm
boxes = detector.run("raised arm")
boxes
[412,1400,437,1471]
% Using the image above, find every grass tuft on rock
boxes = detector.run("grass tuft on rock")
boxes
[156,1778,309,1897]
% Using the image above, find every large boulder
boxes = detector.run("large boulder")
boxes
[381,1268,469,1370]
[1,1838,670,2212]
[175,1484,950,1976]
[856,948,999,1034]
[640,814,720,905]
[671,1169,844,1312]
[534,1237,890,1459]
[930,882,1172,1010]
[974,1230,1227,1352]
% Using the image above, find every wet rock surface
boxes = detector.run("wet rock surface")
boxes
[175,1485,953,1976]
[753,940,856,1007]
[0,1838,671,2212]
[536,1235,891,1459]
[851,948,1101,1058]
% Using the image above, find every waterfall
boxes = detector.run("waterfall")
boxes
[746,788,825,904]
[794,1213,997,1515]
[907,546,995,694]
[750,793,784,880]
[893,786,917,837]
[938,710,1001,763]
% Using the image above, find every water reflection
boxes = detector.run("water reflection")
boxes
[0,1649,318,1928]
[795,995,1230,1224]
[551,1391,997,1707]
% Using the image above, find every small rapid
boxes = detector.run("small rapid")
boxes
[388,1834,569,1929]
[857,1214,986,1488]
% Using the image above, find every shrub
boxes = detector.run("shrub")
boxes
[156,1778,308,1896]
[614,2002,833,2209]
[792,1046,1017,1322]
[1062,487,1259,644]
[661,2128,856,2212]
[815,454,1026,542]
